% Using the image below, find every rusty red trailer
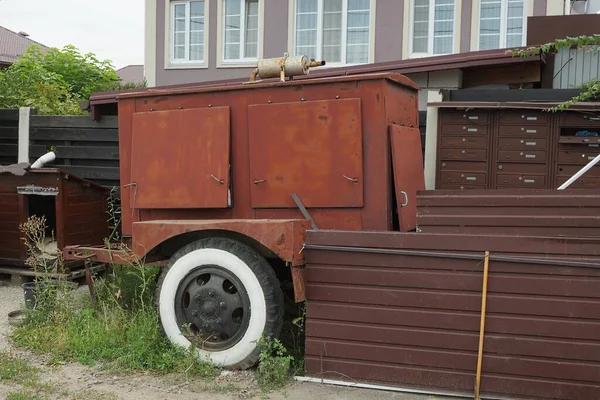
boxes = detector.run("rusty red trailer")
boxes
[64,71,425,370]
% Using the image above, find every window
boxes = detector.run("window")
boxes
[294,0,372,65]
[171,0,206,64]
[411,0,455,57]
[478,0,525,50]
[222,0,260,62]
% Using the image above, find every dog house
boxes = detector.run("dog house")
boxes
[0,168,109,270]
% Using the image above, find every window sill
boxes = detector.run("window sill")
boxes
[408,53,452,60]
[165,62,209,70]
[217,61,259,69]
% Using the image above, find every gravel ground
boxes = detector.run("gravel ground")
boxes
[0,280,434,400]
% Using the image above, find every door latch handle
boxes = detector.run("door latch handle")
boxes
[343,175,359,184]
[400,191,409,207]
[211,174,224,185]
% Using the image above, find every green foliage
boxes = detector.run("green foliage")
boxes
[11,217,217,377]
[12,263,217,377]
[512,34,600,111]
[0,44,146,115]
[0,351,40,385]
[256,337,295,392]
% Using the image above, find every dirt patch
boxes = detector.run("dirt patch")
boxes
[0,283,427,400]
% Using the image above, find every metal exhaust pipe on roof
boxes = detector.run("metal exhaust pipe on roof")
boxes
[249,53,326,83]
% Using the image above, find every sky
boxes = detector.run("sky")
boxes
[0,0,145,69]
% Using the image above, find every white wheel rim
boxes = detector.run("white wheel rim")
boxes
[159,248,267,367]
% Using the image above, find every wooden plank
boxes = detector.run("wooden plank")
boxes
[0,109,20,121]
[0,127,18,139]
[30,145,119,160]
[30,128,118,142]
[30,115,117,129]
[0,144,18,157]
[50,165,120,181]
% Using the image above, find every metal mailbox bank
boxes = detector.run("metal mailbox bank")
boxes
[64,71,425,370]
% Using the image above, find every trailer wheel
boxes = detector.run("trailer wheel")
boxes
[155,237,284,370]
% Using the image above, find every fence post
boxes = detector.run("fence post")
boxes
[424,90,443,190]
[18,107,31,163]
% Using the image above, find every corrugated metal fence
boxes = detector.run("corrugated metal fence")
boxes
[417,189,600,237]
[304,230,600,400]
[553,47,600,90]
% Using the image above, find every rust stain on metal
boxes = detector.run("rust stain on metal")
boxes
[276,233,285,246]
[131,219,310,266]
[389,124,425,231]
[248,99,364,209]
[130,107,231,210]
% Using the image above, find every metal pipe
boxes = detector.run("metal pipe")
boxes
[249,53,326,83]
[557,153,600,190]
[31,151,56,169]
[294,376,472,399]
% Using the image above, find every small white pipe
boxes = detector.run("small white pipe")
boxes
[293,376,470,399]
[557,153,600,190]
[31,152,56,169]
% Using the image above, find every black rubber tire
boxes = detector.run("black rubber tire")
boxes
[155,237,284,370]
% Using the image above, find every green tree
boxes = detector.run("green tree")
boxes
[514,34,600,111]
[0,44,146,115]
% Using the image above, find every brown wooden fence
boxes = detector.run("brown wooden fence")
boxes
[0,111,119,188]
[304,230,600,400]
[0,109,20,165]
[29,115,119,188]
[417,189,600,237]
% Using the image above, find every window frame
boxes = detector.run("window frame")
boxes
[408,0,457,58]
[288,0,377,68]
[476,0,527,51]
[217,0,264,68]
[165,0,209,69]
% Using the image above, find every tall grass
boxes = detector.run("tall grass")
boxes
[11,217,218,378]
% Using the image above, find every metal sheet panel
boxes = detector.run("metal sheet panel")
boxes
[554,47,600,90]
[389,125,425,232]
[417,189,600,237]
[304,229,600,399]
[248,99,364,208]
[130,107,231,209]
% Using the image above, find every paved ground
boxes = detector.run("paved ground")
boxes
[0,281,437,400]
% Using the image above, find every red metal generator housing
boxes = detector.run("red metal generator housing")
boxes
[65,72,425,370]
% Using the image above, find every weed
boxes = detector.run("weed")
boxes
[0,351,39,385]
[69,389,119,400]
[5,390,40,400]
[256,337,295,392]
[11,216,219,379]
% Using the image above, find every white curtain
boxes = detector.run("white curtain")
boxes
[295,0,370,64]
[224,0,259,60]
[479,0,523,50]
[413,0,454,56]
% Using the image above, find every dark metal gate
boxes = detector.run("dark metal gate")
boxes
[304,230,600,400]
